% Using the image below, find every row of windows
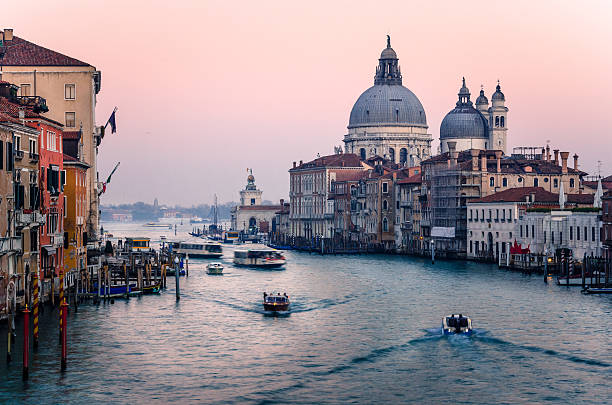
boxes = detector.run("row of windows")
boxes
[488,176,575,188]
[19,83,76,100]
[469,208,514,222]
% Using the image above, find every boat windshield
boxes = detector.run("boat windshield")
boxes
[205,244,222,253]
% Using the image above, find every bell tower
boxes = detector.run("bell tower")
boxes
[240,169,263,206]
[488,81,508,153]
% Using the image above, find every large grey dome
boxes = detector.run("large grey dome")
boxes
[348,85,428,129]
[440,106,489,139]
[440,78,489,139]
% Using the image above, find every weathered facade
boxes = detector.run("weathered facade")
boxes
[0,28,102,239]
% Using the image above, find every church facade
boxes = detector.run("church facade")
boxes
[343,37,432,167]
[231,171,282,234]
[440,78,508,154]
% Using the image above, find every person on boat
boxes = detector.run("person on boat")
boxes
[263,292,267,300]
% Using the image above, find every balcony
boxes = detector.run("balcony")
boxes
[14,150,24,160]
[29,152,39,162]
[15,95,49,113]
[16,211,44,228]
[0,236,22,254]
[400,201,412,208]
[324,212,334,219]
[50,233,64,247]
[401,221,413,230]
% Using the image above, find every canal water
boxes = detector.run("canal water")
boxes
[1,222,611,404]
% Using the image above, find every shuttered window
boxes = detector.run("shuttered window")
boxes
[6,142,12,171]
[0,141,3,170]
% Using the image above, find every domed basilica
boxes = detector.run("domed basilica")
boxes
[343,36,432,166]
[439,78,508,154]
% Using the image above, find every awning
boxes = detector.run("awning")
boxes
[42,246,56,255]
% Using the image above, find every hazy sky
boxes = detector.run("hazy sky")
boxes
[3,0,612,205]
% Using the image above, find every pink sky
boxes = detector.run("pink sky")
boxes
[3,0,612,205]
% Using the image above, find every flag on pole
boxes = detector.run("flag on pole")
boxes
[105,107,118,134]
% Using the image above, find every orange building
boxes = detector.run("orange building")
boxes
[62,133,89,281]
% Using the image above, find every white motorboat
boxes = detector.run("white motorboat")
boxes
[206,263,224,275]
[442,314,473,335]
[169,240,223,258]
[233,246,286,268]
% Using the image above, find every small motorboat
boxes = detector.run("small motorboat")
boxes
[263,292,290,312]
[206,263,224,275]
[442,314,472,335]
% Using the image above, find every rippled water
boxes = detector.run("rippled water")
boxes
[1,222,611,404]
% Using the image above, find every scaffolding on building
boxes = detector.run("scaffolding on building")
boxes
[428,163,481,257]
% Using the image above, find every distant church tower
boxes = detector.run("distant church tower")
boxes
[240,169,263,206]
[488,81,508,153]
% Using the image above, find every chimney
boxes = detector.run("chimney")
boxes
[560,151,569,174]
[546,145,550,161]
[280,198,284,206]
[541,148,546,160]
[553,149,559,165]
[447,141,457,167]
[470,149,479,171]
[299,160,303,166]
[3,29,13,41]
[573,154,578,171]
[495,151,502,173]
[292,161,296,168]
[481,153,487,172]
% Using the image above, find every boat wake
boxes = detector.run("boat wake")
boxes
[474,335,610,368]
[290,294,358,314]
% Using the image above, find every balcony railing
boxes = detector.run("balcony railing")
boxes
[15,95,49,113]
[14,150,24,160]
[29,152,39,162]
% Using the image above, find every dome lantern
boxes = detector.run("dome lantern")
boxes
[374,35,402,86]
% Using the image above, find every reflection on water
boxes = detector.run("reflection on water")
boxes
[0,222,610,404]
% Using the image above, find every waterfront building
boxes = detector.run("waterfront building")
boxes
[394,172,423,253]
[0,28,103,239]
[328,171,365,246]
[289,154,370,240]
[468,187,599,260]
[343,37,432,166]
[0,81,46,303]
[440,78,508,154]
[518,208,602,259]
[62,132,89,284]
[421,142,586,258]
[231,171,282,235]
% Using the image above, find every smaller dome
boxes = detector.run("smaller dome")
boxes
[380,47,397,59]
[475,89,488,105]
[492,83,505,101]
[247,174,255,182]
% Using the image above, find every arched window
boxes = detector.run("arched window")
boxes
[569,178,575,188]
[389,148,395,162]
[395,109,399,122]
[502,177,507,187]
[500,116,505,127]
[399,148,408,165]
[495,116,500,127]
[249,217,257,229]
[360,148,366,160]
[490,177,494,187]
[383,217,389,232]
[534,178,539,187]
[383,200,388,210]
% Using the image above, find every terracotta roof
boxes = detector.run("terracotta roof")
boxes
[397,173,422,184]
[0,35,91,66]
[0,97,40,118]
[334,171,368,182]
[0,112,19,124]
[292,153,366,170]
[63,153,77,162]
[472,187,595,205]
[472,187,559,203]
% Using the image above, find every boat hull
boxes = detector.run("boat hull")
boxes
[181,252,223,259]
[234,259,286,268]
[142,283,161,294]
[263,303,290,312]
[206,268,224,275]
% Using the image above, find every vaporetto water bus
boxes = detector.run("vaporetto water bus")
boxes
[233,246,286,268]
[169,240,223,258]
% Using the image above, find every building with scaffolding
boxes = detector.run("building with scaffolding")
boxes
[421,142,589,258]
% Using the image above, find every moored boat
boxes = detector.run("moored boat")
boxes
[206,263,224,275]
[142,282,162,294]
[144,222,172,229]
[442,314,473,335]
[169,240,223,258]
[263,292,290,312]
[234,246,286,268]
